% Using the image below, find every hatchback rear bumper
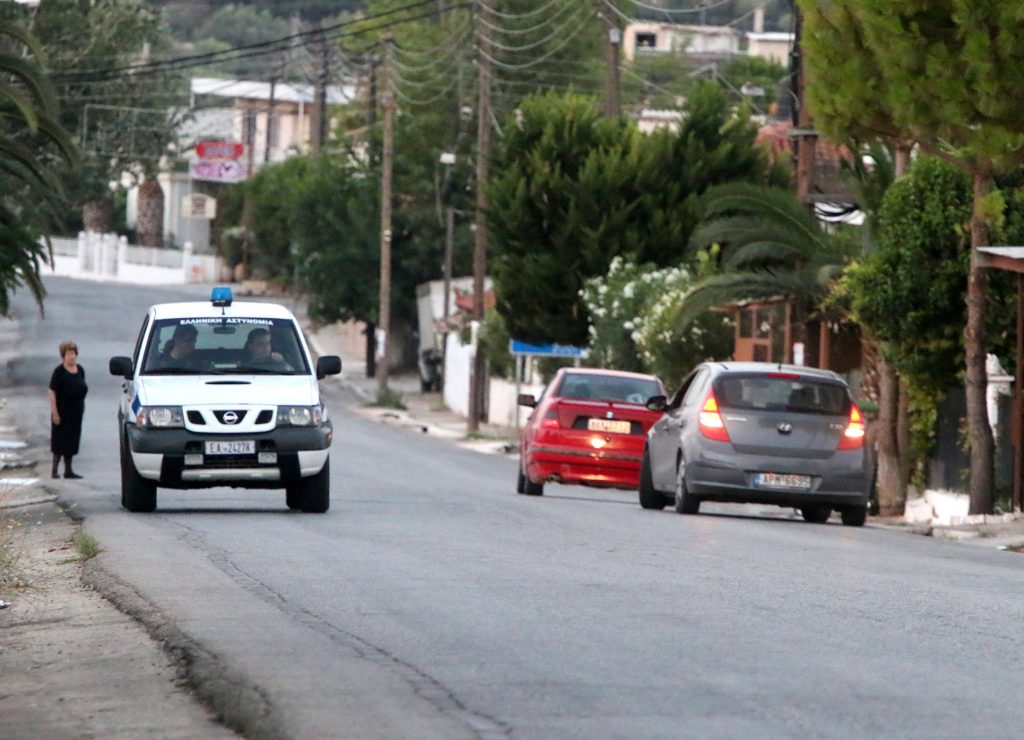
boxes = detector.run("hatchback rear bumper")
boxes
[526,445,642,490]
[686,457,869,508]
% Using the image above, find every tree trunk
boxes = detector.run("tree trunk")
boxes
[82,198,112,233]
[966,167,994,514]
[897,379,912,495]
[136,179,164,247]
[872,142,914,516]
[875,356,905,515]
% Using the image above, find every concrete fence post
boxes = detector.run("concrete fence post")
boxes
[117,236,128,277]
[77,231,88,273]
[183,241,194,283]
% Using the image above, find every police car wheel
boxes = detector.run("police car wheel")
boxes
[285,488,302,509]
[288,458,329,513]
[121,437,157,512]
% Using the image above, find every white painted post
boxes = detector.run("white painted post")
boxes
[117,235,128,277]
[77,231,88,273]
[183,241,194,283]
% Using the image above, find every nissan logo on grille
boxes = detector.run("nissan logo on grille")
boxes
[216,410,243,425]
[777,422,793,435]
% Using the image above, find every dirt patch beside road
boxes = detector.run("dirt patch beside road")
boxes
[0,500,237,739]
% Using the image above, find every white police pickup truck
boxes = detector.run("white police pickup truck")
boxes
[109,287,341,513]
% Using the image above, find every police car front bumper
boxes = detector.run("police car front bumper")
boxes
[127,423,332,489]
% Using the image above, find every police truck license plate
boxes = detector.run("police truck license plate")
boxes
[755,472,811,490]
[587,418,631,434]
[205,440,255,455]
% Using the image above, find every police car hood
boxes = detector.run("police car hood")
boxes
[137,375,319,407]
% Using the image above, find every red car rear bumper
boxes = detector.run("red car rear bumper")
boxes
[524,445,642,490]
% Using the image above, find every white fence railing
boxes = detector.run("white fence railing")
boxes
[46,232,222,285]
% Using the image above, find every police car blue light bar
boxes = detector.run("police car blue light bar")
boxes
[211,286,233,307]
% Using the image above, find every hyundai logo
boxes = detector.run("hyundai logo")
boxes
[606,411,614,419]
[222,411,239,425]
[777,422,793,435]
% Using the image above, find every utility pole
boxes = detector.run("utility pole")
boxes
[601,16,622,117]
[311,27,328,158]
[442,206,455,391]
[264,75,277,163]
[364,53,380,379]
[377,38,396,396]
[469,2,492,433]
[791,4,816,201]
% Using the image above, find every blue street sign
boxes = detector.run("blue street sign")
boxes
[509,339,586,357]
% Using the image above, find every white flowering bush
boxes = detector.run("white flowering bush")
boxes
[581,254,734,384]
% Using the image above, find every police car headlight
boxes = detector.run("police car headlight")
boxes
[277,405,323,427]
[137,406,184,428]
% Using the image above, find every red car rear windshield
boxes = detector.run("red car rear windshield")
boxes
[556,373,662,404]
[715,374,850,416]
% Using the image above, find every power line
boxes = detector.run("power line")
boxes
[52,1,472,82]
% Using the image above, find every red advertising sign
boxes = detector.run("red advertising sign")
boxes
[196,140,244,160]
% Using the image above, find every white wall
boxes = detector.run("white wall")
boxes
[46,232,221,285]
[443,329,474,417]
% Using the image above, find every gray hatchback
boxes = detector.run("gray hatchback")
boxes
[639,362,870,526]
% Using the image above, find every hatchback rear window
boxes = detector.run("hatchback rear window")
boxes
[556,373,662,404]
[714,374,849,415]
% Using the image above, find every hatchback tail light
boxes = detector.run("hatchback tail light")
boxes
[837,403,866,450]
[541,409,560,429]
[698,394,731,442]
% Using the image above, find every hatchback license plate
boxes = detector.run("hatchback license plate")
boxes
[755,472,811,490]
[587,418,631,434]
[205,440,255,455]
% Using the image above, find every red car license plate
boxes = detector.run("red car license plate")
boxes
[587,418,631,434]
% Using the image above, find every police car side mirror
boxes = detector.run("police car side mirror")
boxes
[316,355,342,379]
[646,395,667,412]
[109,356,134,379]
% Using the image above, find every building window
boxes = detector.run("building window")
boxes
[636,32,656,48]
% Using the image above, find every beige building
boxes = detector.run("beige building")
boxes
[186,77,356,170]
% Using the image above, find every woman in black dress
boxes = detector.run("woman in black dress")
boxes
[49,340,88,479]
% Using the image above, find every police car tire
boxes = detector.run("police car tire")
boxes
[293,458,330,513]
[122,441,157,513]
[285,487,302,510]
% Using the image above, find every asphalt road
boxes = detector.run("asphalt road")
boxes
[9,277,1024,739]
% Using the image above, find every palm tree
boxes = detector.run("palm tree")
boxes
[676,182,859,349]
[0,18,77,315]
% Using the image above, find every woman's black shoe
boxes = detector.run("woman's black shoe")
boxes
[52,473,60,479]
[64,472,83,479]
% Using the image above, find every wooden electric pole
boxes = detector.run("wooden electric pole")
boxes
[602,17,622,117]
[311,28,328,158]
[377,38,396,396]
[468,2,492,433]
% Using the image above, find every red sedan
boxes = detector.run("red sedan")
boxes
[517,367,666,496]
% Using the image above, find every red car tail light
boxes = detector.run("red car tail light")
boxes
[837,403,866,450]
[541,409,560,429]
[698,393,731,442]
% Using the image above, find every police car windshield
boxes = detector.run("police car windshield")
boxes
[141,318,309,376]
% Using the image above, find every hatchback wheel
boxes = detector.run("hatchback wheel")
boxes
[674,464,700,515]
[840,505,867,527]
[800,505,831,524]
[638,450,665,510]
[516,466,526,494]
